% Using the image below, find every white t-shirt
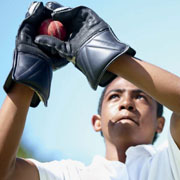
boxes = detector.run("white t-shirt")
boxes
[30,131,180,180]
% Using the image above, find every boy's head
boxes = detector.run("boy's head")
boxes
[92,77,165,146]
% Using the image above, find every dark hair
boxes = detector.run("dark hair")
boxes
[98,85,163,144]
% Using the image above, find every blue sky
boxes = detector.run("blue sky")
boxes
[0,0,180,164]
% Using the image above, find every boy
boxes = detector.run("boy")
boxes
[0,1,180,180]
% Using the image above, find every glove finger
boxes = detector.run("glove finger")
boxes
[52,6,79,23]
[18,24,37,42]
[52,6,88,38]
[45,1,64,11]
[25,2,47,24]
[35,35,66,57]
[19,2,51,39]
[35,35,70,70]
[52,6,107,36]
[25,1,42,18]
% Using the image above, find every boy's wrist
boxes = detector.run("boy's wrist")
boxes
[9,83,34,100]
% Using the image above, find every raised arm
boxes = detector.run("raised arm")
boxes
[0,84,39,180]
[0,2,69,179]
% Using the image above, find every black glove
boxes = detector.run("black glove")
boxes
[4,2,69,107]
[35,4,136,90]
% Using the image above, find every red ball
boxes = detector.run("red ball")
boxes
[38,19,66,40]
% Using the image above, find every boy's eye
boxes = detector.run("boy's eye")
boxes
[137,95,143,99]
[136,94,146,100]
[109,94,119,100]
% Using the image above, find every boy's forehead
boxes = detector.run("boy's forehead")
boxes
[106,77,140,92]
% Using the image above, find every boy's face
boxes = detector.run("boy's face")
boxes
[97,77,163,146]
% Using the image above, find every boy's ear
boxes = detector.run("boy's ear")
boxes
[91,114,102,132]
[156,116,165,133]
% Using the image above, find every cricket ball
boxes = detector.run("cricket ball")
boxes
[38,19,66,40]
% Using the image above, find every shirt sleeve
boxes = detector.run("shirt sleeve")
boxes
[28,159,85,180]
[168,130,180,179]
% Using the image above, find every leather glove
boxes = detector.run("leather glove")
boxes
[4,1,69,107]
[35,3,136,90]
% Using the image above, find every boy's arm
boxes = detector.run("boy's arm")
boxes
[0,83,39,180]
[108,54,180,148]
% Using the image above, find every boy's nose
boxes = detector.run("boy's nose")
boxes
[119,96,135,111]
